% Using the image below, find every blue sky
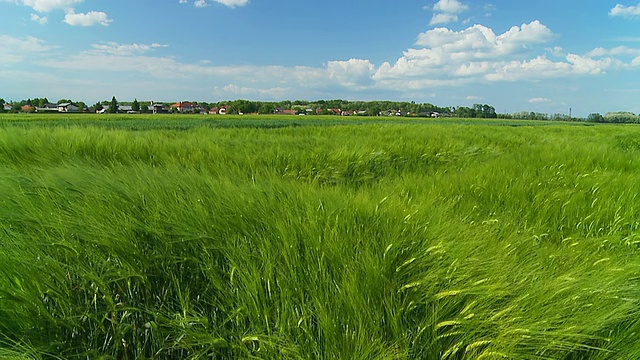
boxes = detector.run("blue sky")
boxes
[1,0,640,116]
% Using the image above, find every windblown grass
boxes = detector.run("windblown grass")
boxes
[1,116,640,359]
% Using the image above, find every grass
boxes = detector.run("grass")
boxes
[0,114,640,359]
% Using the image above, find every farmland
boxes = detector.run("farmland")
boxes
[1,114,640,359]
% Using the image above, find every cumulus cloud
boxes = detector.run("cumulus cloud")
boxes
[20,0,83,12]
[64,11,112,26]
[429,0,468,25]
[195,0,208,7]
[374,20,619,90]
[433,0,468,14]
[430,13,459,25]
[30,13,48,24]
[6,0,112,27]
[19,16,638,103]
[610,3,640,17]
[326,59,375,87]
[416,20,554,60]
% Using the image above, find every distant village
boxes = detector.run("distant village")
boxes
[1,97,497,119]
[2,100,445,118]
[5,96,638,123]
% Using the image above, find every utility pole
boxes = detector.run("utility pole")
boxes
[569,107,572,121]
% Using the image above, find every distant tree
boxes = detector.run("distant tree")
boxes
[132,98,140,112]
[368,104,381,116]
[605,112,639,124]
[109,96,118,114]
[0,98,4,112]
[141,104,149,113]
[57,99,72,104]
[77,102,86,112]
[587,113,604,123]
[258,103,275,114]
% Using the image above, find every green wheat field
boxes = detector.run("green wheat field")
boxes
[2,114,640,359]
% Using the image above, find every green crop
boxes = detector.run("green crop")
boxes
[0,114,639,359]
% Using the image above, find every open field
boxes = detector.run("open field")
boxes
[1,114,640,359]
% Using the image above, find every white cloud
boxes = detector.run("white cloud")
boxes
[30,13,48,24]
[430,13,458,25]
[9,15,639,106]
[326,59,375,87]
[485,54,616,82]
[212,0,248,7]
[433,0,468,14]
[499,21,555,45]
[20,0,83,12]
[374,20,618,90]
[0,35,50,65]
[483,3,496,17]
[64,11,112,26]
[546,46,564,57]
[529,97,552,103]
[413,21,554,62]
[610,3,640,17]
[429,0,468,25]
[587,46,640,57]
[90,42,168,56]
[195,0,208,7]
[179,0,187,3]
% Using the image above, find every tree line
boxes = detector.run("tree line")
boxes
[0,97,487,117]
[3,96,639,123]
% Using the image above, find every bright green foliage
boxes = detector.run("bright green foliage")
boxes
[1,115,640,359]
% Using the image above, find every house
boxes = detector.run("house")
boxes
[151,103,165,114]
[341,110,364,116]
[119,105,134,114]
[21,105,35,112]
[274,108,298,115]
[3,104,12,111]
[36,103,59,113]
[218,106,228,115]
[209,107,219,115]
[169,101,197,113]
[58,103,79,112]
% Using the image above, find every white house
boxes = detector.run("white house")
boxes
[58,103,79,112]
